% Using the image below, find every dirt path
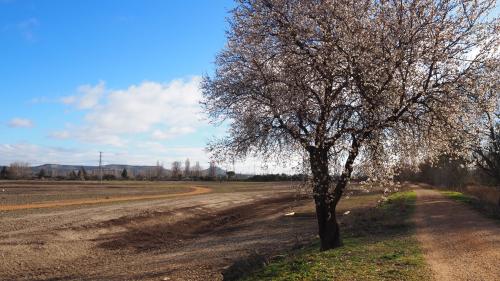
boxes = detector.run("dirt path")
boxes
[0,186,211,211]
[414,189,500,281]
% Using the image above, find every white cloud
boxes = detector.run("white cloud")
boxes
[8,118,34,128]
[0,142,298,174]
[60,96,76,104]
[62,81,105,109]
[55,76,205,146]
[0,142,210,168]
[151,126,196,140]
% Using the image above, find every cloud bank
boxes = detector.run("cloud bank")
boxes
[54,76,204,146]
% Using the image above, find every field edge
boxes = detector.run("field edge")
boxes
[236,191,432,281]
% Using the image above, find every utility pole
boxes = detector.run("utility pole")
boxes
[99,151,103,184]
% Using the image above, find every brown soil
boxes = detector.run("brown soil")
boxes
[0,185,316,281]
[0,186,211,211]
[414,189,500,281]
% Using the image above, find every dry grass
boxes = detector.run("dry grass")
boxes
[464,185,500,206]
[441,190,500,220]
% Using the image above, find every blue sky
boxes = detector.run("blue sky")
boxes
[0,0,260,170]
[4,1,494,173]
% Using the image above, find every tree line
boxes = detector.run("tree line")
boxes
[0,159,224,181]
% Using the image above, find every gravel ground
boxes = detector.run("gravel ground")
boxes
[414,189,500,281]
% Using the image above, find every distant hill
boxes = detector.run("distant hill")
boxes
[30,164,162,176]
[29,164,230,177]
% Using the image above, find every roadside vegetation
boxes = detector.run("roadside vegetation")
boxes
[441,191,500,220]
[238,191,431,281]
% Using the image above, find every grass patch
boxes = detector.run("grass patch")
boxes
[238,191,431,281]
[441,191,500,220]
[440,191,475,204]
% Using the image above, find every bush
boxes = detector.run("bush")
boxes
[102,174,117,180]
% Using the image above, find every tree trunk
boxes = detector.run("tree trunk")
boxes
[309,147,342,250]
[314,197,342,250]
[309,136,361,251]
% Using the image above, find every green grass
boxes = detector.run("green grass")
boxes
[239,191,431,281]
[440,190,500,220]
[440,191,475,204]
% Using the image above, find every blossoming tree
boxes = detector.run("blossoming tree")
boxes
[202,0,498,250]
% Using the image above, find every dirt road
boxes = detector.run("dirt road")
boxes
[414,189,500,281]
[0,185,315,281]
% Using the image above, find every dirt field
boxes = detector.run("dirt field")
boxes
[0,181,316,281]
[11,181,498,281]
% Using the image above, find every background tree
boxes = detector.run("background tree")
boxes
[193,161,202,178]
[68,170,78,180]
[418,154,469,188]
[103,174,116,180]
[145,167,154,181]
[0,166,8,179]
[472,62,500,184]
[171,161,182,179]
[8,162,31,179]
[226,171,236,180]
[155,161,164,180]
[78,166,88,181]
[208,161,217,179]
[38,169,47,179]
[184,158,191,177]
[121,168,129,179]
[475,119,500,184]
[203,0,498,250]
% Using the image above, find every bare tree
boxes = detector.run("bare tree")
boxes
[68,170,78,180]
[203,0,498,250]
[171,161,182,179]
[193,161,202,178]
[155,161,164,180]
[208,161,217,179]
[8,162,31,179]
[78,166,88,181]
[184,158,191,178]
